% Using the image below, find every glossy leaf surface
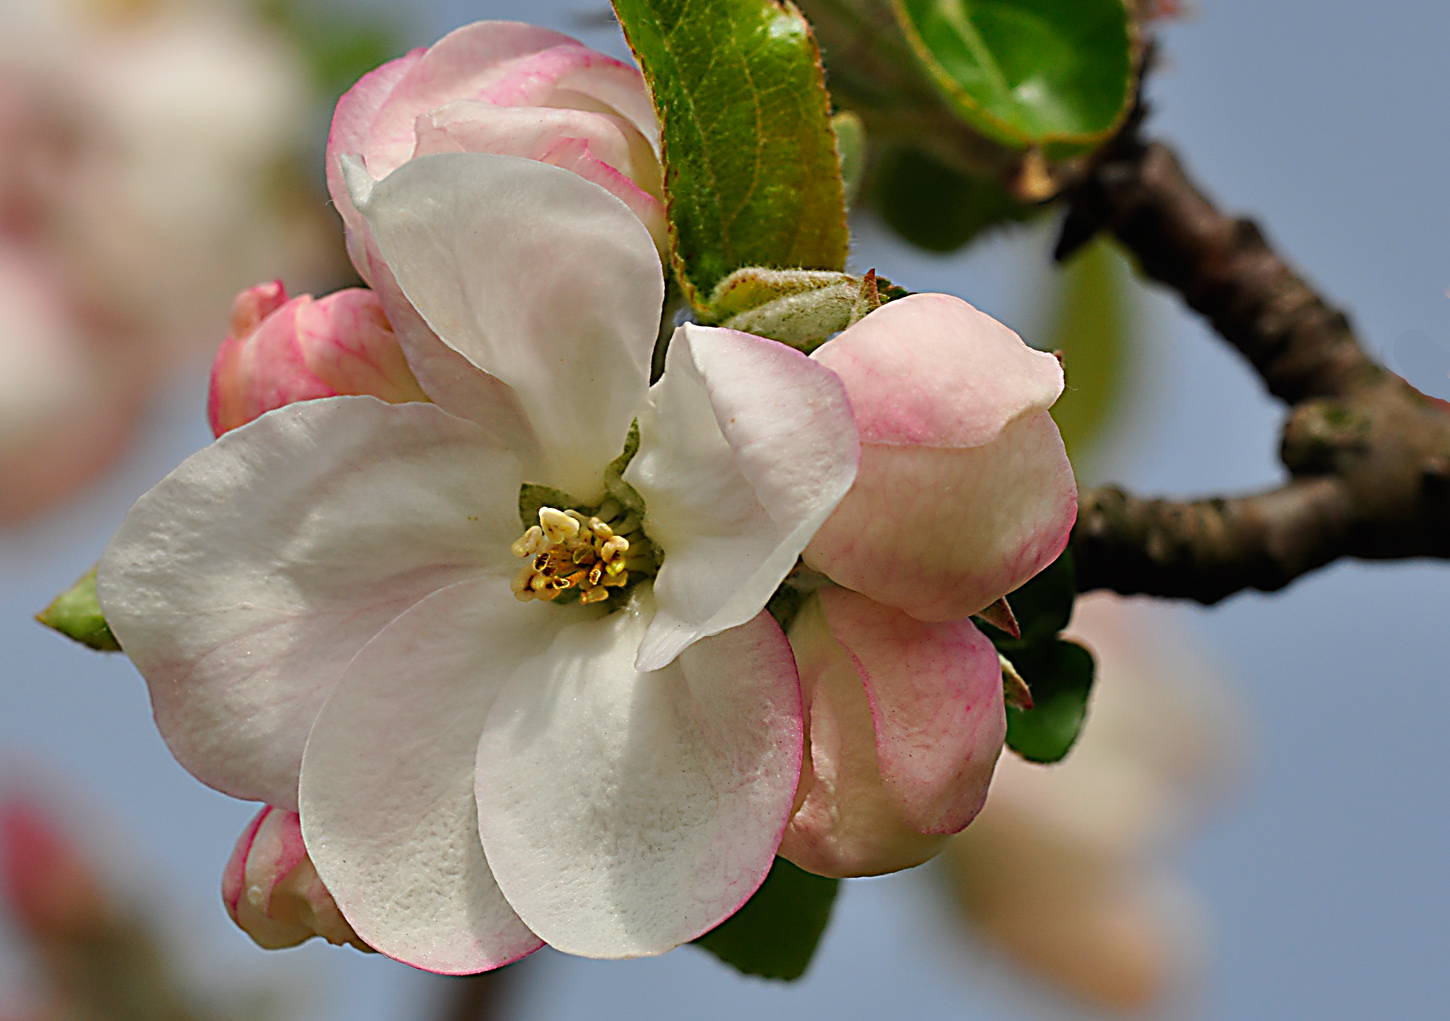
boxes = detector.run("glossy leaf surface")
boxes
[1003,638,1095,763]
[613,0,850,308]
[891,0,1134,147]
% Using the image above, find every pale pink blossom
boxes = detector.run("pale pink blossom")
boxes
[222,806,367,951]
[208,283,426,436]
[99,154,858,972]
[778,293,1078,878]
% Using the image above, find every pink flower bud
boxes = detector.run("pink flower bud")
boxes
[0,798,113,940]
[805,294,1078,622]
[208,283,427,436]
[222,806,368,951]
[327,20,667,287]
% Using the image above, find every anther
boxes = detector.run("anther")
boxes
[511,525,544,558]
[539,507,579,544]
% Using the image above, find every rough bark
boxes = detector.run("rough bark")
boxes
[1057,115,1450,602]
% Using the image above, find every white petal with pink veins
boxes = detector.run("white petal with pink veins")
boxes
[624,324,859,671]
[475,588,801,958]
[96,397,521,809]
[349,153,662,500]
[300,578,559,973]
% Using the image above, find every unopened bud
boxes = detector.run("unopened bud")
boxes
[222,806,369,952]
[208,284,428,436]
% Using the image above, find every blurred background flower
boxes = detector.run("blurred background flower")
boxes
[943,593,1247,1013]
[0,0,351,524]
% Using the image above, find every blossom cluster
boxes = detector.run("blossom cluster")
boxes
[96,21,1077,972]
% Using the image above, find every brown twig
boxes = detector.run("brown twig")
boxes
[1056,107,1450,602]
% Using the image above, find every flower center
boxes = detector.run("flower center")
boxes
[509,501,657,605]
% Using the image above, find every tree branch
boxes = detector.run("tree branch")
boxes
[1056,114,1450,602]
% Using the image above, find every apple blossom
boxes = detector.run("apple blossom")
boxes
[208,282,426,436]
[776,292,1078,878]
[223,806,367,951]
[98,153,858,972]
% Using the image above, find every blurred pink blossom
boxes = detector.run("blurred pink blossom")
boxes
[0,0,332,523]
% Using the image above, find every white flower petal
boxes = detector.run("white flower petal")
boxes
[96,397,522,810]
[623,325,859,671]
[474,588,802,958]
[349,152,663,499]
[299,578,563,974]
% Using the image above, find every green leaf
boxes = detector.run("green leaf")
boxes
[890,0,1134,148]
[980,547,1076,649]
[612,0,850,309]
[1045,237,1135,463]
[694,857,839,980]
[871,144,1037,252]
[37,566,120,652]
[1003,638,1095,763]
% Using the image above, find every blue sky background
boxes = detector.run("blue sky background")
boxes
[2,0,1447,1017]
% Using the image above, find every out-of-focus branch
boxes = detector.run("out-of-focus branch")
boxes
[1056,104,1450,602]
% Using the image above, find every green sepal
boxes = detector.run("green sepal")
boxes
[611,0,850,310]
[693,857,839,981]
[37,566,121,652]
[602,421,647,519]
[708,267,906,352]
[518,484,587,530]
[1002,638,1095,763]
[888,0,1135,149]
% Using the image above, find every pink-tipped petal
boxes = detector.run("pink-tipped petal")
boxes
[624,324,859,671]
[537,136,667,253]
[779,594,950,878]
[228,280,289,340]
[805,411,1077,621]
[326,49,426,281]
[816,586,1005,834]
[97,398,524,810]
[352,153,661,499]
[296,289,427,404]
[300,578,553,974]
[475,589,802,958]
[811,293,1064,449]
[363,24,588,178]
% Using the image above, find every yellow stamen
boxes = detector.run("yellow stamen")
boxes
[510,505,642,605]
